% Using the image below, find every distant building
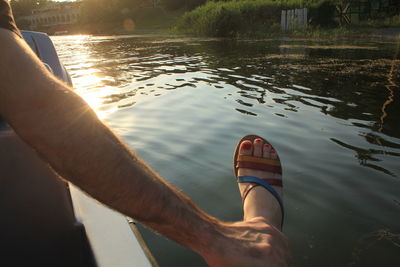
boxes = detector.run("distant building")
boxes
[21,1,82,30]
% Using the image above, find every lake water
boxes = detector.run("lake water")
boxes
[52,35,400,267]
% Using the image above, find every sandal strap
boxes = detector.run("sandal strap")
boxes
[236,161,282,174]
[241,177,282,203]
[238,175,284,225]
[241,183,259,202]
[242,178,283,188]
[237,155,281,166]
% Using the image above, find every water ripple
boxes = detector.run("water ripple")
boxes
[51,35,400,267]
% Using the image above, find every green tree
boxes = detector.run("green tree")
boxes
[161,0,205,11]
[10,0,50,16]
[79,0,149,24]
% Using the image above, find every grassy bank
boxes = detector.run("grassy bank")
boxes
[173,0,399,39]
[356,15,400,28]
[173,0,335,37]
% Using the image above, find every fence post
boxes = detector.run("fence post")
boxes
[281,8,308,32]
[281,10,287,31]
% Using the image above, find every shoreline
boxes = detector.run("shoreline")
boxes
[24,18,399,41]
[44,26,400,42]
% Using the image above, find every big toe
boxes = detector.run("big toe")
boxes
[239,140,253,156]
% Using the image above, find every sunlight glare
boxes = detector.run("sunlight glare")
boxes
[76,85,118,120]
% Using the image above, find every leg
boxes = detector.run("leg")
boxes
[236,137,283,230]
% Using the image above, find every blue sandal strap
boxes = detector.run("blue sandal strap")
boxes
[237,176,284,225]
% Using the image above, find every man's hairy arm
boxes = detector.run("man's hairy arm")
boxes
[0,28,219,252]
[0,29,291,266]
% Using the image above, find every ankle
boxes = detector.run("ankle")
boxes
[242,186,283,229]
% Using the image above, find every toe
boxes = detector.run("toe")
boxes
[253,138,263,157]
[263,143,271,158]
[239,140,253,156]
[270,148,278,160]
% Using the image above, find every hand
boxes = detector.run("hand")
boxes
[202,217,292,267]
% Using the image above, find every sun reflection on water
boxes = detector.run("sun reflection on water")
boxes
[75,85,118,120]
[55,37,118,120]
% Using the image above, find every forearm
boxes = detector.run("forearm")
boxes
[0,29,221,255]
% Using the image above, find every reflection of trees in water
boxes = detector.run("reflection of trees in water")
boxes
[60,37,400,178]
[330,138,397,177]
[65,37,400,154]
[349,229,400,267]
[378,42,399,137]
[273,56,399,140]
[183,41,400,150]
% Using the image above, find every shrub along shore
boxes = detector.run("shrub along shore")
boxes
[173,0,336,37]
[172,0,400,39]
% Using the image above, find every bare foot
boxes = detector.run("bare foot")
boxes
[236,136,283,230]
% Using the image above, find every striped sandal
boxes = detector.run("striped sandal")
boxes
[233,135,284,227]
